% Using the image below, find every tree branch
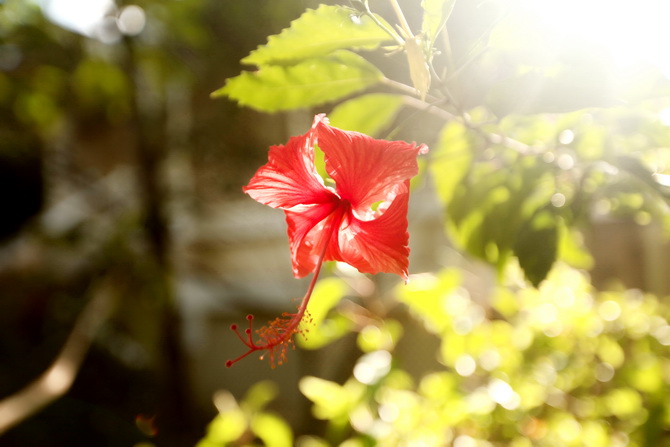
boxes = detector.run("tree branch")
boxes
[0,277,117,434]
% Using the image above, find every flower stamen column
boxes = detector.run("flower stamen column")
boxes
[226,203,348,368]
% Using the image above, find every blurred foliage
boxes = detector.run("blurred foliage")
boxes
[198,381,293,447]
[202,0,670,445]
[202,264,670,446]
[0,0,311,445]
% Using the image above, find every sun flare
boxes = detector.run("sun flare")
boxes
[529,0,670,76]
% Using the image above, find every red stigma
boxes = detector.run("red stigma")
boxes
[225,310,308,368]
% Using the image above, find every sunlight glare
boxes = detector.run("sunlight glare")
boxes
[530,0,670,76]
[40,0,115,37]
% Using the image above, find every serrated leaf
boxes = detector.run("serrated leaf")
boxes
[329,93,404,135]
[421,0,456,46]
[212,51,383,112]
[430,121,473,205]
[243,5,393,66]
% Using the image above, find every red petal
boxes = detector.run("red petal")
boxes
[243,125,335,209]
[332,184,411,280]
[315,119,427,212]
[285,200,339,278]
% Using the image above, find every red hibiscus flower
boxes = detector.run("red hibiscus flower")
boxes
[227,114,427,367]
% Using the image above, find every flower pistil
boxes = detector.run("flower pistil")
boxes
[226,201,348,368]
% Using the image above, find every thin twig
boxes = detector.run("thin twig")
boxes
[387,0,413,38]
[360,2,403,45]
[383,79,545,155]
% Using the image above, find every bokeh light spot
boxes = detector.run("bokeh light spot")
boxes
[479,349,501,371]
[488,378,520,410]
[117,5,146,36]
[595,362,615,382]
[558,129,575,145]
[455,355,476,377]
[557,153,575,170]
[353,350,391,385]
[599,300,621,321]
[550,193,566,208]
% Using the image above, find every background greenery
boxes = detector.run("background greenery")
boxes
[1,0,670,446]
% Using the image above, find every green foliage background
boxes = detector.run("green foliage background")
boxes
[2,0,670,446]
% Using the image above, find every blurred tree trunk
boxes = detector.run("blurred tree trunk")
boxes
[123,36,195,444]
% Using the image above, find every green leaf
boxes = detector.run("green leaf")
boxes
[303,277,348,326]
[298,277,353,350]
[513,207,559,287]
[329,93,404,136]
[421,0,456,46]
[430,121,473,205]
[357,319,403,352]
[604,388,643,419]
[198,409,246,445]
[243,5,393,66]
[299,376,359,420]
[395,269,461,333]
[298,314,353,350]
[446,155,559,281]
[212,50,383,112]
[241,380,278,413]
[251,413,293,447]
[558,224,594,270]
